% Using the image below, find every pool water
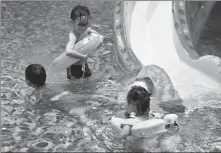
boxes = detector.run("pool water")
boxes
[1,1,221,152]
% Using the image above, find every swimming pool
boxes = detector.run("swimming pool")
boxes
[1,1,221,152]
[1,1,138,152]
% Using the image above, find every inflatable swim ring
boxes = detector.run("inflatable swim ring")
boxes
[53,31,103,72]
[111,114,178,138]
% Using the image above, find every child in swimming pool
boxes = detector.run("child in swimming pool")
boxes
[25,64,47,89]
[66,5,102,79]
[25,64,69,101]
[25,64,88,123]
[113,77,168,138]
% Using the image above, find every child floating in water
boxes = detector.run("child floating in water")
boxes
[25,64,88,123]
[25,64,69,101]
[25,64,47,89]
[66,5,102,79]
[111,77,179,138]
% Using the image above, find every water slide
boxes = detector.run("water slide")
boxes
[114,1,221,101]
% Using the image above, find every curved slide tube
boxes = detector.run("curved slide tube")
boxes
[114,1,221,100]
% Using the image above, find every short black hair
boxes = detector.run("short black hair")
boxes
[127,86,150,115]
[70,5,91,21]
[25,64,46,87]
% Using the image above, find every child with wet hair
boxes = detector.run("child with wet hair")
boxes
[113,77,164,138]
[110,76,180,152]
[25,64,69,101]
[25,64,47,88]
[66,5,103,79]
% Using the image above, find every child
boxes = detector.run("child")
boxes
[113,77,178,138]
[25,64,47,89]
[25,64,69,101]
[114,77,156,137]
[25,64,88,124]
[66,5,100,79]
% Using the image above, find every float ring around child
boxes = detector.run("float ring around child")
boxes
[53,32,104,72]
[110,114,178,138]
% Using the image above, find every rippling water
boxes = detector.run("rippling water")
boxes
[1,1,221,152]
[1,1,138,152]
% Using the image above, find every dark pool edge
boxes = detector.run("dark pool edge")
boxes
[113,1,142,75]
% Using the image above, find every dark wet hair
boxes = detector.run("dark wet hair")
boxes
[71,5,91,21]
[25,64,46,87]
[127,86,150,115]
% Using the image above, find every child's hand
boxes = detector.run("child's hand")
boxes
[78,54,88,64]
[116,125,131,139]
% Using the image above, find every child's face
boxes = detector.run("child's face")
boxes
[72,16,90,34]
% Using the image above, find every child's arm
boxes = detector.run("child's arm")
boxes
[65,32,87,59]
[113,112,140,138]
[112,110,140,138]
[117,118,140,138]
[119,125,131,138]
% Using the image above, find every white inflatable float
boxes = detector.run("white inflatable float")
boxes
[53,31,103,72]
[111,114,178,138]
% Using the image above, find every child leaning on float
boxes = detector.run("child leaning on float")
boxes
[110,77,179,138]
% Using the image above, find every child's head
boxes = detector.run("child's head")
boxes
[70,5,91,34]
[125,77,154,116]
[25,64,46,88]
